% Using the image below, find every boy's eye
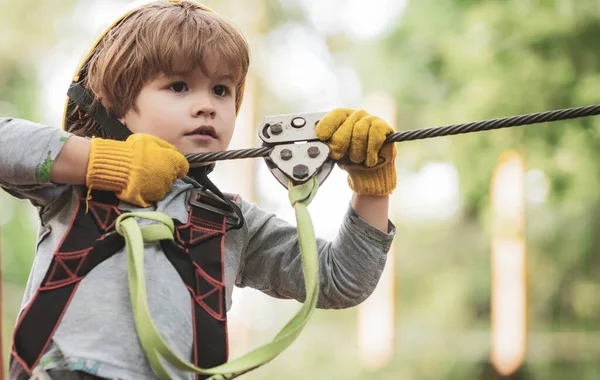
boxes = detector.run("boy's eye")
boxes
[169,81,189,93]
[212,85,230,97]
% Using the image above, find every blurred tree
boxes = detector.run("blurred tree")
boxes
[359,0,600,214]
[345,0,600,378]
[0,0,79,117]
[0,0,78,275]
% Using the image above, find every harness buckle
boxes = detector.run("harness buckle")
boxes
[189,187,240,227]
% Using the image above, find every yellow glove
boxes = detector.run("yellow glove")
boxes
[86,134,189,207]
[316,108,396,196]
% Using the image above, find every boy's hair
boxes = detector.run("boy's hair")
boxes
[66,0,250,139]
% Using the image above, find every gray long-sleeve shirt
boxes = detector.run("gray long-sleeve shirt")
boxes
[0,118,395,380]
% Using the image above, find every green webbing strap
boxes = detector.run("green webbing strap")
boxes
[115,177,320,379]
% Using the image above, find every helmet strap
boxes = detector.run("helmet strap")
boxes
[67,81,132,141]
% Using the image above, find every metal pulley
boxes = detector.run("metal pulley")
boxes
[258,111,334,189]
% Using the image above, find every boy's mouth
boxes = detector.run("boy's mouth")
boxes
[185,125,217,139]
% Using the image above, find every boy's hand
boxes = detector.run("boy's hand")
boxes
[86,134,189,207]
[316,108,396,196]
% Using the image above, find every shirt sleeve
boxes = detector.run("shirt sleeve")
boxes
[0,118,73,207]
[235,196,396,309]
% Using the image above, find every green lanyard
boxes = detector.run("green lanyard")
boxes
[115,178,320,379]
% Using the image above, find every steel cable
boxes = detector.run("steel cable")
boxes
[185,104,600,164]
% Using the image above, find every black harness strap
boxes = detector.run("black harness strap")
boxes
[11,191,123,374]
[67,82,132,141]
[162,190,229,378]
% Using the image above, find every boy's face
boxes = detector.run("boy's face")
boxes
[119,64,237,155]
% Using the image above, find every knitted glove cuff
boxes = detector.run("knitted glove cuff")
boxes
[86,137,133,193]
[346,161,396,196]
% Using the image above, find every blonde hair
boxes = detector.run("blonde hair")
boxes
[67,0,250,138]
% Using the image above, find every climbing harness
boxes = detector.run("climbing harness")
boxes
[10,162,322,380]
[10,174,240,380]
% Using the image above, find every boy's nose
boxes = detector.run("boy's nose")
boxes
[194,107,216,118]
[193,103,216,119]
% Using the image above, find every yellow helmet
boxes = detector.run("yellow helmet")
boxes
[62,0,214,140]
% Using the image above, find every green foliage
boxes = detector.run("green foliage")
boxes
[359,0,600,214]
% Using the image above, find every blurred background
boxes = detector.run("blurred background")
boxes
[2,0,600,378]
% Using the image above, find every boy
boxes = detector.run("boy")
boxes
[0,1,397,379]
